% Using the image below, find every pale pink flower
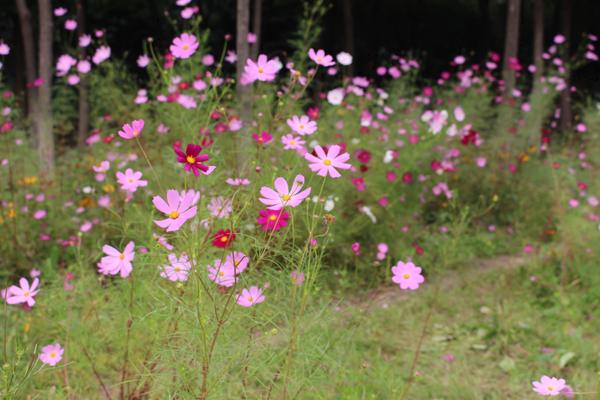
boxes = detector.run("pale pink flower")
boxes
[6,278,40,307]
[287,115,317,136]
[160,253,192,281]
[304,145,352,178]
[207,196,233,218]
[92,46,111,64]
[97,241,135,278]
[308,48,335,67]
[391,261,425,290]
[54,7,67,16]
[118,119,144,140]
[79,34,91,47]
[39,343,64,366]
[236,286,265,307]
[116,169,147,193]
[290,271,305,285]
[170,33,199,59]
[226,178,250,186]
[153,189,198,232]
[207,260,236,287]
[64,19,77,30]
[532,376,566,396]
[259,175,311,210]
[225,251,249,274]
[137,54,150,68]
[243,54,279,83]
[0,43,9,56]
[281,134,305,150]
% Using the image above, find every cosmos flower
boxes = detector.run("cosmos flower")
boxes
[153,189,198,232]
[160,253,192,282]
[243,54,279,83]
[236,286,265,307]
[92,46,111,65]
[116,169,147,193]
[304,145,352,178]
[252,131,273,145]
[173,143,214,176]
[532,376,566,396]
[257,209,289,231]
[308,48,335,67]
[5,278,40,307]
[207,196,233,218]
[170,33,199,59]
[207,259,236,287]
[391,261,424,290]
[118,119,144,140]
[97,241,135,278]
[259,175,311,210]
[212,229,235,248]
[281,134,305,150]
[287,115,317,136]
[39,343,64,366]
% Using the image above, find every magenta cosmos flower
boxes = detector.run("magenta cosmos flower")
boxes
[391,261,425,290]
[116,169,148,193]
[39,343,64,366]
[153,189,198,232]
[170,33,199,59]
[237,286,265,307]
[304,145,351,178]
[6,277,40,307]
[532,376,567,396]
[244,54,279,82]
[259,175,311,210]
[287,115,317,136]
[160,253,193,282]
[308,48,335,67]
[174,143,214,176]
[257,209,289,231]
[118,119,144,140]
[97,241,135,278]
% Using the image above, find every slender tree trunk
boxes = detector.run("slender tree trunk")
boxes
[15,0,39,135]
[532,0,544,83]
[250,0,262,58]
[342,0,355,76]
[559,0,573,132]
[502,0,521,97]
[37,0,55,177]
[77,0,90,147]
[236,0,251,171]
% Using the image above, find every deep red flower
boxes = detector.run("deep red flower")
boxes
[577,181,588,191]
[212,229,236,248]
[178,81,190,90]
[461,129,479,145]
[355,149,372,164]
[307,107,320,120]
[257,209,289,232]
[402,172,413,184]
[413,243,424,255]
[174,143,210,176]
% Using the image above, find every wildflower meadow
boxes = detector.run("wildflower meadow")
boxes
[1,0,600,398]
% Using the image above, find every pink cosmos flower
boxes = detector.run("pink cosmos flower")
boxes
[208,259,236,287]
[116,169,148,193]
[281,134,305,150]
[226,177,250,186]
[252,131,273,145]
[118,119,144,140]
[290,271,305,285]
[39,343,64,366]
[287,115,317,136]
[170,33,199,59]
[243,54,279,83]
[173,143,214,176]
[391,261,425,290]
[259,175,311,210]
[257,209,290,231]
[137,54,150,68]
[6,278,40,307]
[64,19,77,30]
[532,376,566,396]
[92,46,111,64]
[207,196,233,218]
[304,145,352,178]
[0,43,9,56]
[226,251,250,274]
[54,7,67,16]
[97,241,135,278]
[236,286,265,307]
[153,189,198,232]
[160,253,192,281]
[308,48,335,67]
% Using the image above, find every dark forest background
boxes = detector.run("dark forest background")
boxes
[2,0,600,92]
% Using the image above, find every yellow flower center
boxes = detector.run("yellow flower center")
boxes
[403,273,410,279]
[169,211,180,219]
[289,140,296,145]
[128,179,134,183]
[299,124,305,129]
[119,253,125,261]
[186,155,196,164]
[269,214,277,221]
[548,386,554,391]
[282,194,291,201]
[23,291,30,297]
[50,352,57,358]
[133,130,139,136]
[182,44,190,50]
[174,266,181,272]
[316,56,323,63]
[248,296,254,302]
[218,271,225,276]
[220,236,228,242]
[258,67,264,73]
[323,159,332,166]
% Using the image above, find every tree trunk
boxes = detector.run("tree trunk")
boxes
[236,0,251,171]
[37,0,55,178]
[559,0,573,132]
[502,0,521,97]
[342,0,355,76]
[15,0,39,135]
[77,0,90,147]
[532,0,544,83]
[250,0,262,58]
